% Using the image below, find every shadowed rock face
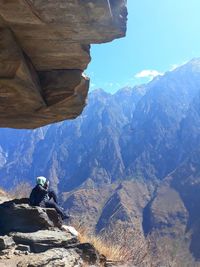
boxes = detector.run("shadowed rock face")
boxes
[0,198,62,234]
[0,198,105,267]
[0,0,127,129]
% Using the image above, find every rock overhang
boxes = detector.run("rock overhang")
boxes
[0,0,127,129]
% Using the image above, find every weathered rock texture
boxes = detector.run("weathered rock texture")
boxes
[0,198,106,267]
[11,230,77,253]
[0,198,62,234]
[0,0,127,128]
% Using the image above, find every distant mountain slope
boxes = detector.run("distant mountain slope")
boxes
[0,85,147,191]
[121,59,200,181]
[1,59,200,263]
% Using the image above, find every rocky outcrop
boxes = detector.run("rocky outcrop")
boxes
[11,230,77,253]
[0,1,127,129]
[16,248,83,267]
[0,198,62,234]
[0,198,106,267]
[0,236,15,251]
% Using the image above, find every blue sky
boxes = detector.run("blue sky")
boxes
[86,0,200,93]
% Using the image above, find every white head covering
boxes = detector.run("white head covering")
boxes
[36,176,47,187]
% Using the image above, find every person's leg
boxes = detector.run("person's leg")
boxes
[45,200,69,220]
[48,190,58,203]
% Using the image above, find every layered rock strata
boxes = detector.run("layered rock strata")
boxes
[0,0,127,128]
[0,198,62,234]
[0,198,106,267]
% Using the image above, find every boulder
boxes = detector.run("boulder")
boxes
[15,244,30,253]
[11,230,78,253]
[0,198,106,266]
[61,225,79,237]
[16,248,83,267]
[0,236,15,251]
[0,198,62,234]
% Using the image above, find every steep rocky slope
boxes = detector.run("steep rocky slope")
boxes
[0,85,147,191]
[1,59,200,263]
[121,59,200,182]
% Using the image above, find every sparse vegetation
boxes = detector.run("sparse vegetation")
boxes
[148,234,196,267]
[79,231,126,262]
[72,219,198,267]
[74,221,150,266]
[0,184,197,266]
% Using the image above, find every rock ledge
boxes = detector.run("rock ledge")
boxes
[0,1,127,128]
[0,198,106,267]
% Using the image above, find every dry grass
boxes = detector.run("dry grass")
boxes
[79,229,127,262]
[100,222,150,266]
[74,222,149,266]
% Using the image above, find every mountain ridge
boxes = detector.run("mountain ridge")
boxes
[1,59,200,264]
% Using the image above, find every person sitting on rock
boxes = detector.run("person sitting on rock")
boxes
[29,176,69,220]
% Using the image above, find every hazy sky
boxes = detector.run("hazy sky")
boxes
[86,0,200,93]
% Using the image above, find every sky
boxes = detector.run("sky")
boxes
[86,0,200,93]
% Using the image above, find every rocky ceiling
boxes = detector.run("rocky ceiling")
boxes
[0,0,127,129]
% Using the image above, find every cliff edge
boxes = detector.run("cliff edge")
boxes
[0,198,107,267]
[0,0,127,128]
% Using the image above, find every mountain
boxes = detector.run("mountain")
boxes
[0,85,147,191]
[121,59,200,181]
[1,59,200,264]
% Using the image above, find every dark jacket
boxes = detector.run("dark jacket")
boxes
[29,184,49,206]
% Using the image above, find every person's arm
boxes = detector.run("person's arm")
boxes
[37,184,48,193]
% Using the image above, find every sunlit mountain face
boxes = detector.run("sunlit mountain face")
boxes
[1,59,200,262]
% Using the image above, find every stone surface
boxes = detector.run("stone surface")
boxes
[0,236,15,251]
[0,29,45,114]
[0,0,127,128]
[61,225,79,237]
[15,244,30,252]
[25,248,83,267]
[11,229,78,253]
[4,248,83,267]
[0,198,105,266]
[0,198,62,234]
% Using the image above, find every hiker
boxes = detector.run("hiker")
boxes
[29,176,69,220]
